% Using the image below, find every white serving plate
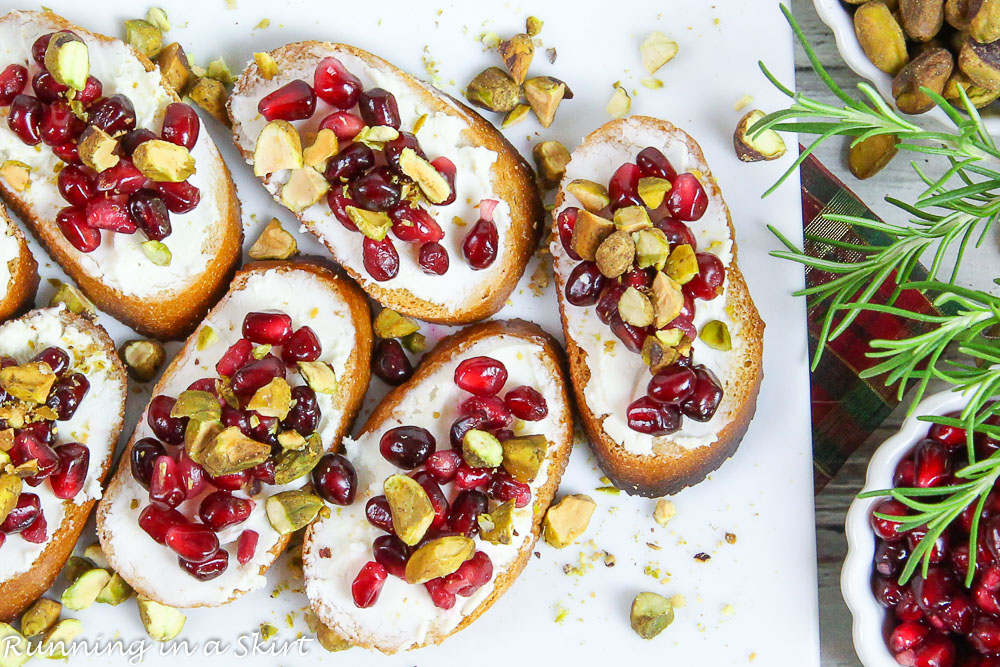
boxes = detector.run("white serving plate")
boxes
[812,0,1000,133]
[0,1,817,664]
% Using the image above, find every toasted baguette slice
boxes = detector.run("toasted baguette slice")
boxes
[303,319,573,654]
[0,10,242,340]
[0,307,126,621]
[228,42,542,325]
[96,260,372,607]
[0,202,38,322]
[551,116,764,497]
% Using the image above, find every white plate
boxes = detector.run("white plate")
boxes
[0,1,817,664]
[812,0,1000,133]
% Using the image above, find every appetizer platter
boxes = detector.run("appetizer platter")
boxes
[0,1,817,665]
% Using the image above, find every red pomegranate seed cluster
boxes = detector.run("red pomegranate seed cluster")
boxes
[868,413,1000,665]
[256,57,499,281]
[1,31,204,254]
[351,354,547,609]
[134,310,353,580]
[0,346,92,550]
[558,146,725,436]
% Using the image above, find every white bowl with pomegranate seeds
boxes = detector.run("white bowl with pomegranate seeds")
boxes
[841,388,995,666]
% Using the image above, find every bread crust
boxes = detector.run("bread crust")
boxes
[0,10,243,341]
[0,309,126,622]
[0,202,38,322]
[95,259,372,607]
[551,116,765,497]
[229,42,543,325]
[302,319,574,652]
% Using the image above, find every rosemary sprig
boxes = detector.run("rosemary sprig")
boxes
[757,5,1000,370]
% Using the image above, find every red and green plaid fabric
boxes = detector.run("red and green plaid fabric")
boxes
[800,153,949,492]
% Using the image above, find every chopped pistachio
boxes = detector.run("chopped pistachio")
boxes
[281,167,330,212]
[298,361,338,394]
[641,77,664,89]
[0,161,30,191]
[188,77,229,124]
[606,84,630,119]
[206,57,233,86]
[570,209,615,261]
[96,572,133,605]
[0,624,29,667]
[62,556,94,585]
[45,31,89,91]
[138,598,185,642]
[566,179,611,212]
[466,67,520,113]
[39,618,83,659]
[273,433,322,485]
[618,287,655,327]
[141,240,172,266]
[119,339,166,382]
[734,109,787,162]
[50,281,95,316]
[650,272,683,328]
[254,51,278,79]
[133,139,195,182]
[523,76,566,127]
[631,592,674,639]
[526,16,544,36]
[653,499,676,526]
[61,568,111,610]
[145,7,170,32]
[78,126,119,172]
[183,417,223,463]
[656,327,685,347]
[124,19,162,59]
[665,244,698,284]
[501,103,531,128]
[462,429,503,468]
[255,120,304,174]
[20,598,61,637]
[498,33,534,84]
[501,434,547,482]
[248,218,298,260]
[247,377,293,420]
[638,177,671,209]
[265,490,323,534]
[641,335,679,373]
[259,623,278,641]
[398,148,451,204]
[200,426,270,476]
[385,474,435,546]
[405,536,475,584]
[700,320,732,351]
[355,125,400,149]
[532,140,570,187]
[543,494,596,548]
[0,474,22,525]
[314,623,352,652]
[478,500,516,545]
[196,324,218,350]
[634,228,671,270]
[302,128,339,168]
[346,206,392,241]
[640,32,679,74]
[157,43,193,93]
[401,331,427,354]
[614,205,652,233]
[595,230,636,278]
[84,542,110,568]
[374,309,420,339]
[0,362,56,403]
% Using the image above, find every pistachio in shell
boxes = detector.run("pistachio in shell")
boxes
[733,109,787,162]
[404,536,475,584]
[892,47,955,113]
[848,133,899,179]
[595,230,636,279]
[478,501,516,545]
[630,592,675,639]
[532,140,570,187]
[570,210,615,261]
[854,1,910,75]
[265,490,324,534]
[501,434,547,483]
[958,36,1000,89]
[465,67,521,113]
[943,69,1000,107]
[523,76,566,127]
[273,433,323,485]
[899,0,946,42]
[384,474,435,546]
[498,33,534,84]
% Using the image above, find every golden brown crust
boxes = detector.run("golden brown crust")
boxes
[229,41,543,325]
[96,260,373,607]
[0,202,39,322]
[302,319,574,652]
[0,10,243,340]
[552,116,765,498]
[0,308,127,622]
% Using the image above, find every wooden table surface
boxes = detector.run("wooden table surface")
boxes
[786,1,995,665]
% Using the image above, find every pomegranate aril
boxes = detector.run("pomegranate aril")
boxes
[77,76,102,107]
[372,534,410,578]
[871,498,908,541]
[380,426,435,469]
[666,173,709,221]
[874,575,906,607]
[8,94,42,145]
[51,142,79,165]
[939,593,974,634]
[565,261,606,307]
[655,217,698,251]
[504,385,548,421]
[46,371,89,421]
[326,142,376,183]
[384,131,426,175]
[914,565,957,612]
[359,88,400,129]
[679,366,724,422]
[626,396,681,436]
[165,523,221,563]
[149,455,185,508]
[49,443,90,499]
[390,203,444,244]
[0,493,40,533]
[971,616,1000,656]
[609,314,650,354]
[40,99,78,145]
[895,457,917,488]
[372,338,412,385]
[914,439,952,488]
[430,157,457,206]
[154,180,201,214]
[488,471,531,508]
[247,412,279,448]
[425,450,463,484]
[31,71,67,104]
[282,385,320,435]
[57,165,96,208]
[450,413,487,450]
[199,491,253,531]
[146,395,186,444]
[312,453,357,506]
[179,548,229,581]
[363,236,400,282]
[929,420,966,447]
[258,79,316,121]
[130,437,166,489]
[648,365,696,404]
[890,620,929,653]
[875,539,909,577]
[454,465,493,491]
[230,354,285,396]
[455,356,508,396]
[636,146,677,181]
[281,326,321,364]
[596,281,626,324]
[684,253,726,301]
[86,194,137,233]
[556,207,581,260]
[412,470,449,528]
[448,489,489,536]
[426,578,457,609]
[10,431,59,479]
[366,495,394,533]
[237,530,259,565]
[210,470,248,492]
[313,57,362,108]
[459,395,512,429]
[89,94,137,135]
[418,242,450,275]
[0,64,27,106]
[138,503,187,544]
[95,158,146,195]
[216,338,252,377]
[20,511,47,543]
[120,128,156,156]
[608,162,642,209]
[352,561,388,608]
[350,167,401,211]
[126,190,171,241]
[623,267,653,290]
[32,346,69,375]
[161,102,200,150]
[462,218,498,270]
[319,110,365,140]
[242,311,293,345]
[176,449,208,499]
[31,33,54,65]
[442,551,493,597]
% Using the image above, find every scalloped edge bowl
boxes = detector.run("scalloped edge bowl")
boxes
[811,0,999,133]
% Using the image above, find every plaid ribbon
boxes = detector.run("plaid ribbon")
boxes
[800,153,949,492]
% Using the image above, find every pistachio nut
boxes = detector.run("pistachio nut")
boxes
[462,429,503,468]
[893,47,954,114]
[298,361,338,394]
[478,500,516,545]
[640,31,679,75]
[700,320,733,351]
[265,490,324,534]
[854,1,910,75]
[466,67,520,113]
[206,58,233,86]
[638,177,671,209]
[401,331,427,354]
[61,568,111,610]
[595,230,636,278]
[653,499,676,525]
[274,433,323,485]
[184,417,223,462]
[944,69,1000,107]
[200,426,271,476]
[138,597,186,642]
[618,287,655,327]
[246,377,293,420]
[119,339,166,382]
[526,16,544,36]
[156,42,193,93]
[641,335,679,373]
[848,133,899,179]
[78,126,120,172]
[532,140,570,187]
[630,592,675,639]
[542,494,596,549]
[501,103,531,128]
[634,228,671,270]
[20,598,61,637]
[133,139,195,182]
[249,218,299,260]
[95,572,133,606]
[499,33,534,84]
[0,473,22,525]
[145,7,171,32]
[501,434,547,483]
[50,281,95,316]
[81,542,108,569]
[374,309,420,339]
[188,77,229,124]
[900,0,946,41]
[570,209,615,261]
[302,128,339,168]
[613,205,653,233]
[254,51,279,80]
[958,37,1000,89]
[0,362,56,403]
[44,31,90,91]
[606,84,630,119]
[170,389,221,421]
[650,272,684,327]
[970,0,1000,42]
[0,624,28,667]
[665,244,698,284]
[523,76,566,127]
[0,161,30,192]
[384,473,435,546]
[140,240,171,266]
[277,429,307,452]
[124,19,162,59]
[280,167,329,211]
[734,109,787,162]
[39,618,84,659]
[62,556,94,585]
[404,536,475,584]
[566,179,611,213]
[346,206,392,241]
[398,148,451,204]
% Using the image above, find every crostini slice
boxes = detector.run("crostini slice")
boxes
[0,307,126,621]
[303,319,573,654]
[228,42,542,325]
[0,202,37,322]
[0,10,242,339]
[551,116,764,497]
[97,261,372,607]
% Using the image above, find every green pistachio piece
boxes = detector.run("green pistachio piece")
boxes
[200,426,271,476]
[61,568,111,610]
[298,361,337,394]
[501,434,547,483]
[183,417,223,463]
[96,573,133,606]
[39,618,83,658]
[613,205,652,233]
[246,377,292,420]
[265,490,324,535]
[138,597,185,642]
[404,536,475,584]
[462,429,503,468]
[384,474,435,546]
[543,494,596,549]
[478,501,516,545]
[630,592,675,639]
[0,624,29,667]
[374,309,420,339]
[700,320,732,351]
[634,228,671,270]
[0,474,22,525]
[273,433,323,485]
[61,556,94,585]
[638,177,671,209]
[401,332,426,354]
[465,67,520,113]
[346,206,392,241]
[44,32,89,91]
[19,598,61,637]
[141,240,172,266]
[124,19,162,59]
[170,389,221,421]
